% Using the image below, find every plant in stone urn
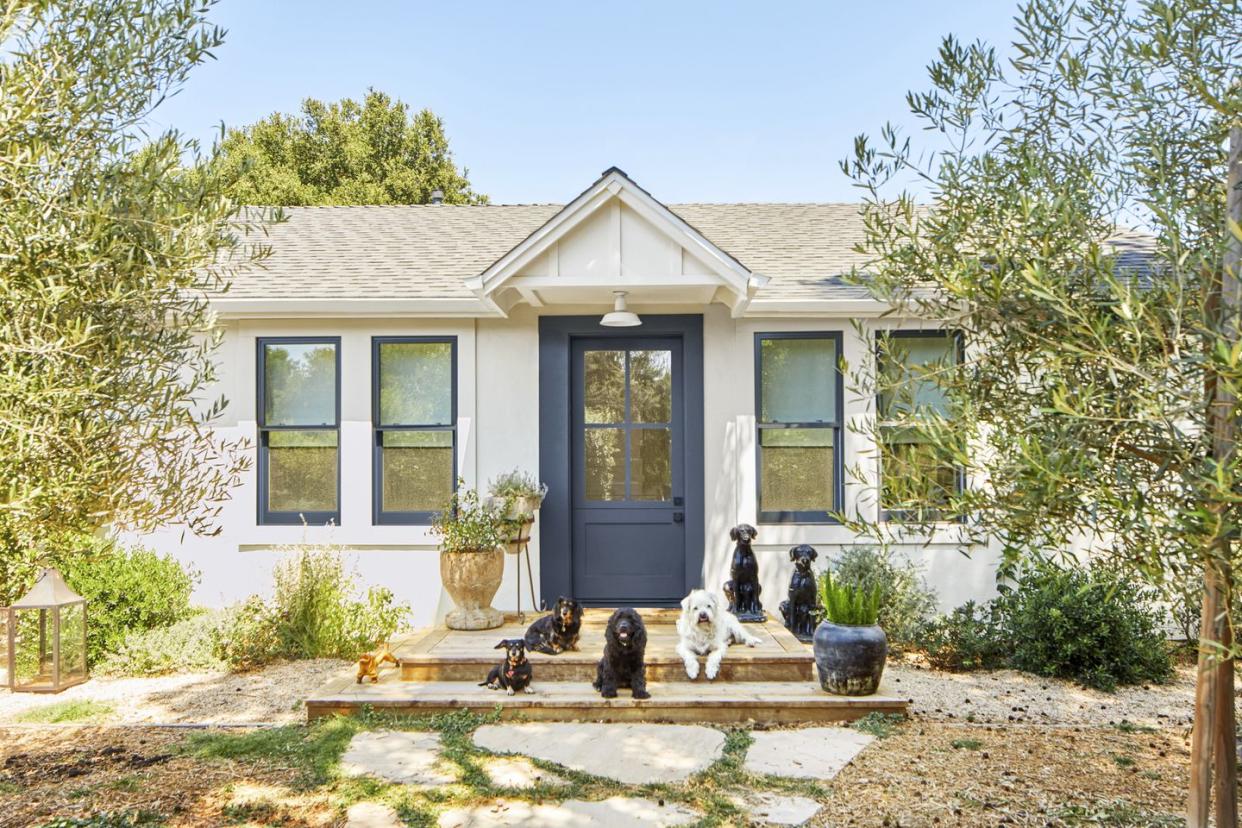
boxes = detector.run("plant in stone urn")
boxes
[812,571,887,696]
[487,469,547,555]
[431,483,507,630]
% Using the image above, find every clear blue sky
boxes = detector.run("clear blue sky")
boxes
[151,1,1024,204]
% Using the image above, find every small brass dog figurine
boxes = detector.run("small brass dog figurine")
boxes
[722,523,765,622]
[779,545,823,642]
[356,642,398,684]
[480,638,534,695]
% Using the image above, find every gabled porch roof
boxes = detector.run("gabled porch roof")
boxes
[465,167,767,317]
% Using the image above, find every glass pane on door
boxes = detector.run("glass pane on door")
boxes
[580,347,674,502]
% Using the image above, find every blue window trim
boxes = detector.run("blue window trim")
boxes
[371,336,458,526]
[874,329,965,523]
[753,331,844,524]
[256,336,342,526]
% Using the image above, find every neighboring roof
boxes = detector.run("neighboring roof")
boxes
[220,201,879,303]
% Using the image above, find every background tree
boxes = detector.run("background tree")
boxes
[836,0,1239,821]
[215,89,485,205]
[0,0,268,602]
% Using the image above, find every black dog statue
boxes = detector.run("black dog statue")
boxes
[722,523,765,622]
[524,596,583,655]
[479,638,534,696]
[593,607,650,699]
[779,544,823,642]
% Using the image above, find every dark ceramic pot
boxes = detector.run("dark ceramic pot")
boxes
[812,620,888,696]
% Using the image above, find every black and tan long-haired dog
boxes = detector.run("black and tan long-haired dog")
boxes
[592,607,650,699]
[524,596,583,655]
[479,639,534,695]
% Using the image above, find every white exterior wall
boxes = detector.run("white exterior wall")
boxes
[128,307,998,623]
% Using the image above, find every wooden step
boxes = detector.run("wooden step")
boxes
[392,613,814,684]
[306,676,908,725]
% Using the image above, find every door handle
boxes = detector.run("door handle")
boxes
[672,512,684,523]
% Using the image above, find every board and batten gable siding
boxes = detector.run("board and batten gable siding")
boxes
[123,308,1001,626]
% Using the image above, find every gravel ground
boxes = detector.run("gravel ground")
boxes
[0,659,349,726]
[887,658,1199,728]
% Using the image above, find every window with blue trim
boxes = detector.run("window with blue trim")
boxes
[372,337,456,524]
[257,338,340,525]
[755,332,842,523]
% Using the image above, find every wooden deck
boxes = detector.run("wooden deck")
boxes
[392,608,814,683]
[304,608,910,724]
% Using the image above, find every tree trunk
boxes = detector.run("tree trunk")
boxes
[1189,123,1242,828]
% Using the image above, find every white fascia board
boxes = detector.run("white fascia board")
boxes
[742,297,896,316]
[209,297,501,319]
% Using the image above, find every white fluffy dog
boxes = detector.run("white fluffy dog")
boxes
[676,588,761,680]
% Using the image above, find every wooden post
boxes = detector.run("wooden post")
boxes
[1191,123,1242,828]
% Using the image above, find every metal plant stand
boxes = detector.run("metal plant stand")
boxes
[506,516,537,623]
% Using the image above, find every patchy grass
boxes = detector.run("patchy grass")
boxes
[1053,800,1182,827]
[950,737,983,750]
[1112,720,1157,734]
[1111,753,1136,768]
[37,813,164,828]
[15,700,113,724]
[852,712,905,739]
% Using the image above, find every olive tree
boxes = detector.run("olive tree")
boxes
[0,0,270,601]
[836,0,1240,821]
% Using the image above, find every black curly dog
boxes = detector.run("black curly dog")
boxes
[593,607,650,699]
[779,544,823,641]
[722,523,764,622]
[523,596,583,655]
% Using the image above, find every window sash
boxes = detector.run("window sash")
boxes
[754,332,843,523]
[875,331,963,522]
[257,337,341,525]
[372,337,457,524]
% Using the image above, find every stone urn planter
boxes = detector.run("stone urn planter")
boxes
[812,620,888,696]
[440,546,504,630]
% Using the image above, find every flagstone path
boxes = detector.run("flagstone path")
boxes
[338,721,875,826]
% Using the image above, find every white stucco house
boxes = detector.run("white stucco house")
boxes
[135,166,1006,626]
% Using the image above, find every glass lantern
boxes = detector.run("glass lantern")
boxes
[5,568,88,693]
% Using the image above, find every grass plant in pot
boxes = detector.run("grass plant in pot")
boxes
[488,469,547,554]
[812,571,887,695]
[432,483,507,630]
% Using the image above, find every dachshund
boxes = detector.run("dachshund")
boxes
[523,596,583,655]
[480,638,534,695]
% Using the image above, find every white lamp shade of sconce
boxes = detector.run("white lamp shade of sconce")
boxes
[600,290,642,327]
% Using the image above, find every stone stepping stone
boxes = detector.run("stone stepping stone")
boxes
[345,802,403,828]
[340,730,456,786]
[744,727,873,780]
[438,796,698,827]
[473,722,725,785]
[481,756,566,789]
[730,791,823,825]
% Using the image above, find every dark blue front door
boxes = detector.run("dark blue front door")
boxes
[570,337,685,603]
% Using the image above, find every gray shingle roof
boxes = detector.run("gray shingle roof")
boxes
[221,202,880,302]
[221,203,1154,304]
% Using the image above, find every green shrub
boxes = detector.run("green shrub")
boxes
[97,610,225,676]
[58,542,196,664]
[213,545,410,671]
[817,570,882,625]
[830,546,937,648]
[1000,564,1174,691]
[212,597,283,672]
[915,564,1175,690]
[915,600,1007,671]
